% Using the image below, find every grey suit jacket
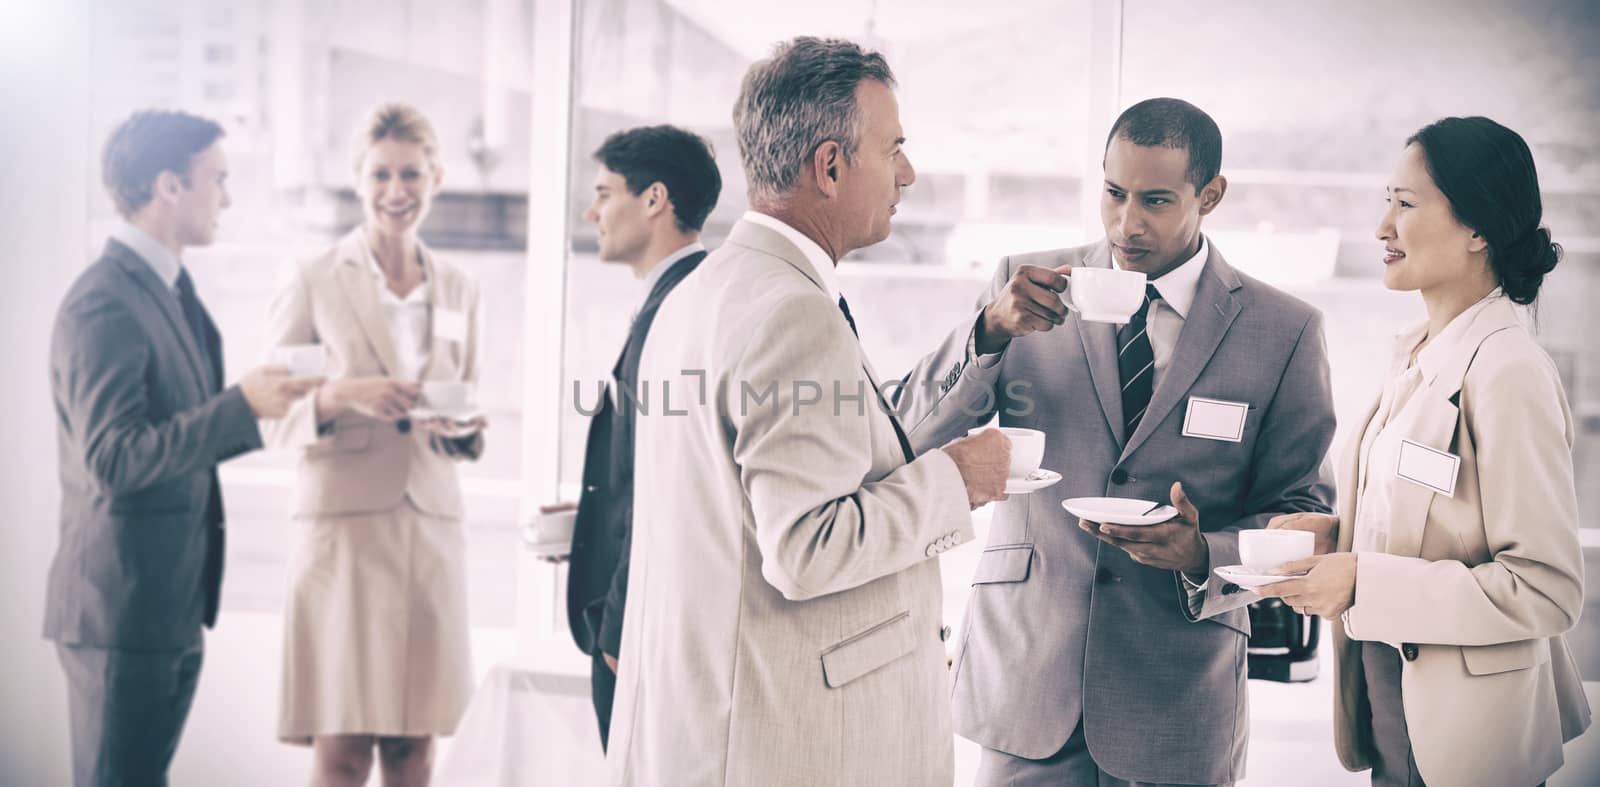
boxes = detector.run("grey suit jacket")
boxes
[897,239,1335,784]
[607,219,974,786]
[44,239,263,651]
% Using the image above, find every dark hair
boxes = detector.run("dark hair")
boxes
[1407,116,1561,305]
[1104,97,1222,194]
[594,125,723,233]
[101,110,225,217]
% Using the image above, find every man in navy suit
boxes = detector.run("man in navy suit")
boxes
[553,125,722,749]
[44,111,318,786]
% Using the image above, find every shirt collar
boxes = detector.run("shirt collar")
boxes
[1411,288,1507,380]
[641,241,706,295]
[1114,237,1208,319]
[742,210,842,301]
[111,221,182,290]
[361,234,429,304]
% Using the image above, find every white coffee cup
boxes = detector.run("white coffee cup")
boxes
[269,344,326,377]
[1238,529,1315,572]
[422,381,476,412]
[1062,268,1148,323]
[970,426,1046,479]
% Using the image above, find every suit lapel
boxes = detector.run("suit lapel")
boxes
[332,231,404,376]
[105,240,209,400]
[1072,243,1127,446]
[1121,247,1241,459]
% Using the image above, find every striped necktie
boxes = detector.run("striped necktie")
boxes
[1117,284,1162,438]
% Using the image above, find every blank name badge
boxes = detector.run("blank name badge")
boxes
[1182,397,1248,442]
[1395,439,1460,498]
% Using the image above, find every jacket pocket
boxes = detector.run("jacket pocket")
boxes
[972,544,1033,585]
[1461,638,1549,676]
[307,422,372,456]
[820,611,916,689]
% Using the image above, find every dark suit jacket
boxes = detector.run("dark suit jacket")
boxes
[566,251,705,658]
[44,239,263,651]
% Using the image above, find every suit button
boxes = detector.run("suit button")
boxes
[939,625,952,642]
[1110,468,1128,485]
[1222,583,1241,595]
[396,418,412,434]
[1095,568,1117,585]
[1402,644,1419,662]
[925,544,938,557]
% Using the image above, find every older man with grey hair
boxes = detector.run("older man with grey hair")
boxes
[604,36,1012,786]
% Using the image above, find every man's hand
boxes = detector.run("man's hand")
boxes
[416,414,488,439]
[603,653,618,673]
[316,377,419,421]
[1254,552,1358,618]
[240,365,321,419]
[942,428,1011,509]
[1267,511,1339,556]
[1080,481,1209,574]
[975,264,1073,355]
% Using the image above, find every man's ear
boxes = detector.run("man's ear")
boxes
[1197,174,1228,217]
[154,170,184,204]
[811,140,843,199]
[644,182,670,219]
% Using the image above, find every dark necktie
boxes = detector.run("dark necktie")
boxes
[837,295,914,463]
[1117,284,1162,438]
[175,269,219,392]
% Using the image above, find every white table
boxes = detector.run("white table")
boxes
[436,654,606,786]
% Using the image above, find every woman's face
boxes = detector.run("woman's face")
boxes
[1374,143,1487,293]
[357,137,441,240]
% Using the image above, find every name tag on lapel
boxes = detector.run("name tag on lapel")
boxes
[434,308,468,344]
[1182,397,1248,442]
[1396,439,1459,498]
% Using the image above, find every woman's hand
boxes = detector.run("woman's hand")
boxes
[1266,511,1339,556]
[1254,552,1358,618]
[317,377,420,421]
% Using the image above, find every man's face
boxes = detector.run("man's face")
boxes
[836,79,915,254]
[1100,137,1220,277]
[584,165,652,266]
[173,141,230,247]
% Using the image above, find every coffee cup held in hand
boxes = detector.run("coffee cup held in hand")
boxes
[970,426,1045,479]
[421,381,475,413]
[1239,529,1314,572]
[269,344,327,377]
[1061,268,1147,324]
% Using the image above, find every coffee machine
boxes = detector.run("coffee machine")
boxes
[1246,598,1320,682]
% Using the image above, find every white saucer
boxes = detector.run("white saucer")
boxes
[408,406,484,423]
[1061,496,1177,526]
[1005,469,1062,495]
[1213,564,1308,589]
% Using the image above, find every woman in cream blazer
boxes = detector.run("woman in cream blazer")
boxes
[1259,117,1590,786]
[262,103,485,787]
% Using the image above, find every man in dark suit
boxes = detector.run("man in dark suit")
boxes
[554,125,721,749]
[44,110,319,786]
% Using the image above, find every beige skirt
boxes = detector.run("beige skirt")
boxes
[278,500,473,744]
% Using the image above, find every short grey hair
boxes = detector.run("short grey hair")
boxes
[733,37,896,204]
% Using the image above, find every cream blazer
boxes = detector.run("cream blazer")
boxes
[1331,296,1591,786]
[261,230,483,519]
[606,219,974,786]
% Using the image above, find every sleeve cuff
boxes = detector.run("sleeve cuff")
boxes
[964,313,1005,369]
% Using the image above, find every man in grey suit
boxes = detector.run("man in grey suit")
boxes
[44,111,317,786]
[607,38,1012,785]
[897,98,1336,785]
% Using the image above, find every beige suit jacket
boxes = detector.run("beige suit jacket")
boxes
[1331,296,1591,786]
[261,230,484,519]
[606,219,975,786]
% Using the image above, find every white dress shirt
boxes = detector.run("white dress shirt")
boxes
[1342,289,1506,639]
[362,237,431,383]
[111,221,183,292]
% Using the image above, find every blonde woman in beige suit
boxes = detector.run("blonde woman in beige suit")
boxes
[263,103,485,787]
[1258,117,1590,786]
